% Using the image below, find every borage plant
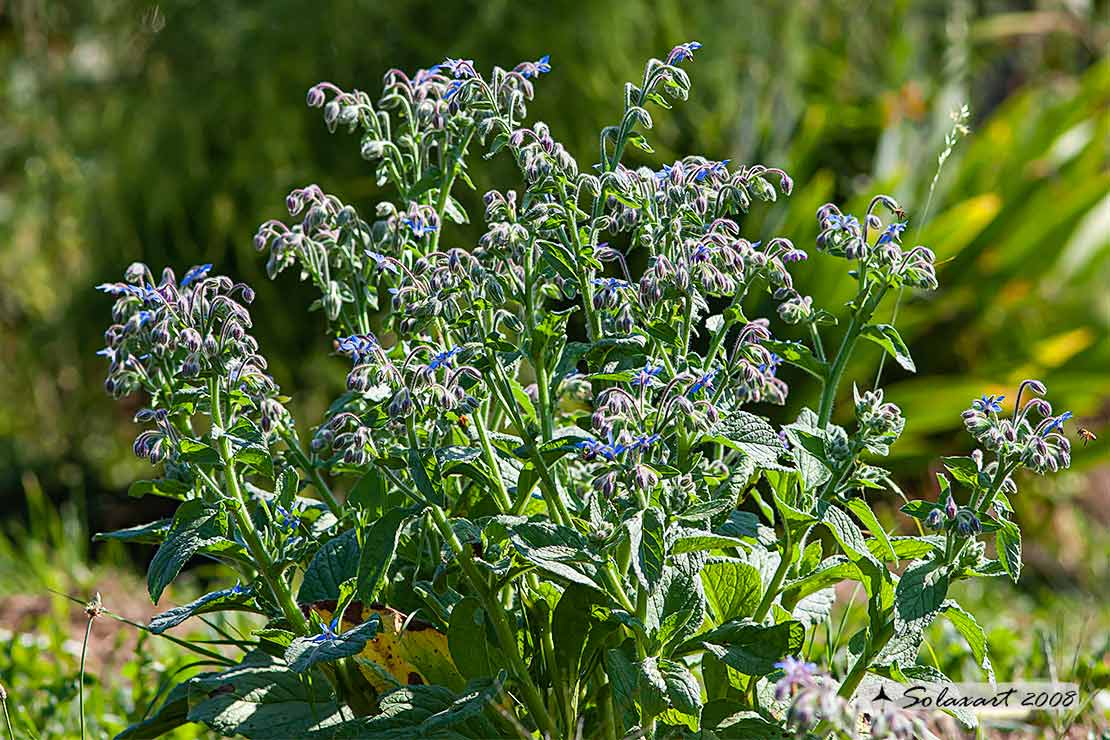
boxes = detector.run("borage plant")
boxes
[97,45,1075,739]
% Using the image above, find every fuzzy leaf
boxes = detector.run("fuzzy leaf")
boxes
[356,507,417,602]
[996,519,1023,583]
[299,529,361,603]
[147,501,229,603]
[187,652,345,737]
[861,323,915,372]
[285,616,381,673]
[700,560,762,624]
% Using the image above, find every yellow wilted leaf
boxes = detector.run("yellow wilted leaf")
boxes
[306,601,465,693]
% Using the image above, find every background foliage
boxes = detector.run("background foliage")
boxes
[0,0,1108,734]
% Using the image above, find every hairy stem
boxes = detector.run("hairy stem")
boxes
[428,504,559,739]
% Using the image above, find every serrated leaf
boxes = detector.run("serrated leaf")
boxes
[147,501,229,603]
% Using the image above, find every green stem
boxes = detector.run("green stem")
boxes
[428,505,559,739]
[753,523,795,623]
[1,684,15,740]
[817,286,888,428]
[837,619,894,699]
[78,617,92,740]
[472,410,514,511]
[209,378,309,636]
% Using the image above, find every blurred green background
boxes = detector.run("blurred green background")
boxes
[1,0,1109,734]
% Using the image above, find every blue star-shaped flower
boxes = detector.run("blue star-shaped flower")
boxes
[972,394,1004,414]
[311,615,341,643]
[631,362,664,388]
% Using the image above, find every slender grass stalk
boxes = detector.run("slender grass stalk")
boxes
[1,681,15,740]
[78,592,101,740]
[873,105,971,387]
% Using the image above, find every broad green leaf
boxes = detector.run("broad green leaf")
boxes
[845,498,897,564]
[659,658,702,716]
[447,597,509,680]
[628,507,666,591]
[703,411,787,470]
[150,585,255,634]
[894,559,950,635]
[941,600,994,682]
[638,656,670,717]
[407,448,440,504]
[94,519,170,545]
[686,619,805,676]
[285,616,381,673]
[299,529,361,603]
[700,560,762,624]
[900,500,944,520]
[357,507,417,602]
[507,520,602,590]
[671,529,747,555]
[187,652,345,737]
[861,323,915,372]
[942,456,984,490]
[761,339,828,380]
[792,587,836,628]
[117,677,210,739]
[996,519,1022,583]
[147,501,228,603]
[552,584,610,685]
[316,681,500,739]
[178,438,221,467]
[128,478,191,501]
[646,554,706,647]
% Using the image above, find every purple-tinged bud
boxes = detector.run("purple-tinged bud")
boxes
[925,508,944,530]
[944,492,958,520]
[616,303,634,334]
[125,262,147,284]
[592,471,617,498]
[306,85,326,108]
[633,465,658,492]
[389,388,413,420]
[181,354,200,377]
[955,509,982,537]
[311,429,333,452]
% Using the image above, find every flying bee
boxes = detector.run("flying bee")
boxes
[1078,428,1096,447]
[457,414,469,432]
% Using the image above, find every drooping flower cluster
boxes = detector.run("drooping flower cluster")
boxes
[97,262,286,463]
[961,379,1072,475]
